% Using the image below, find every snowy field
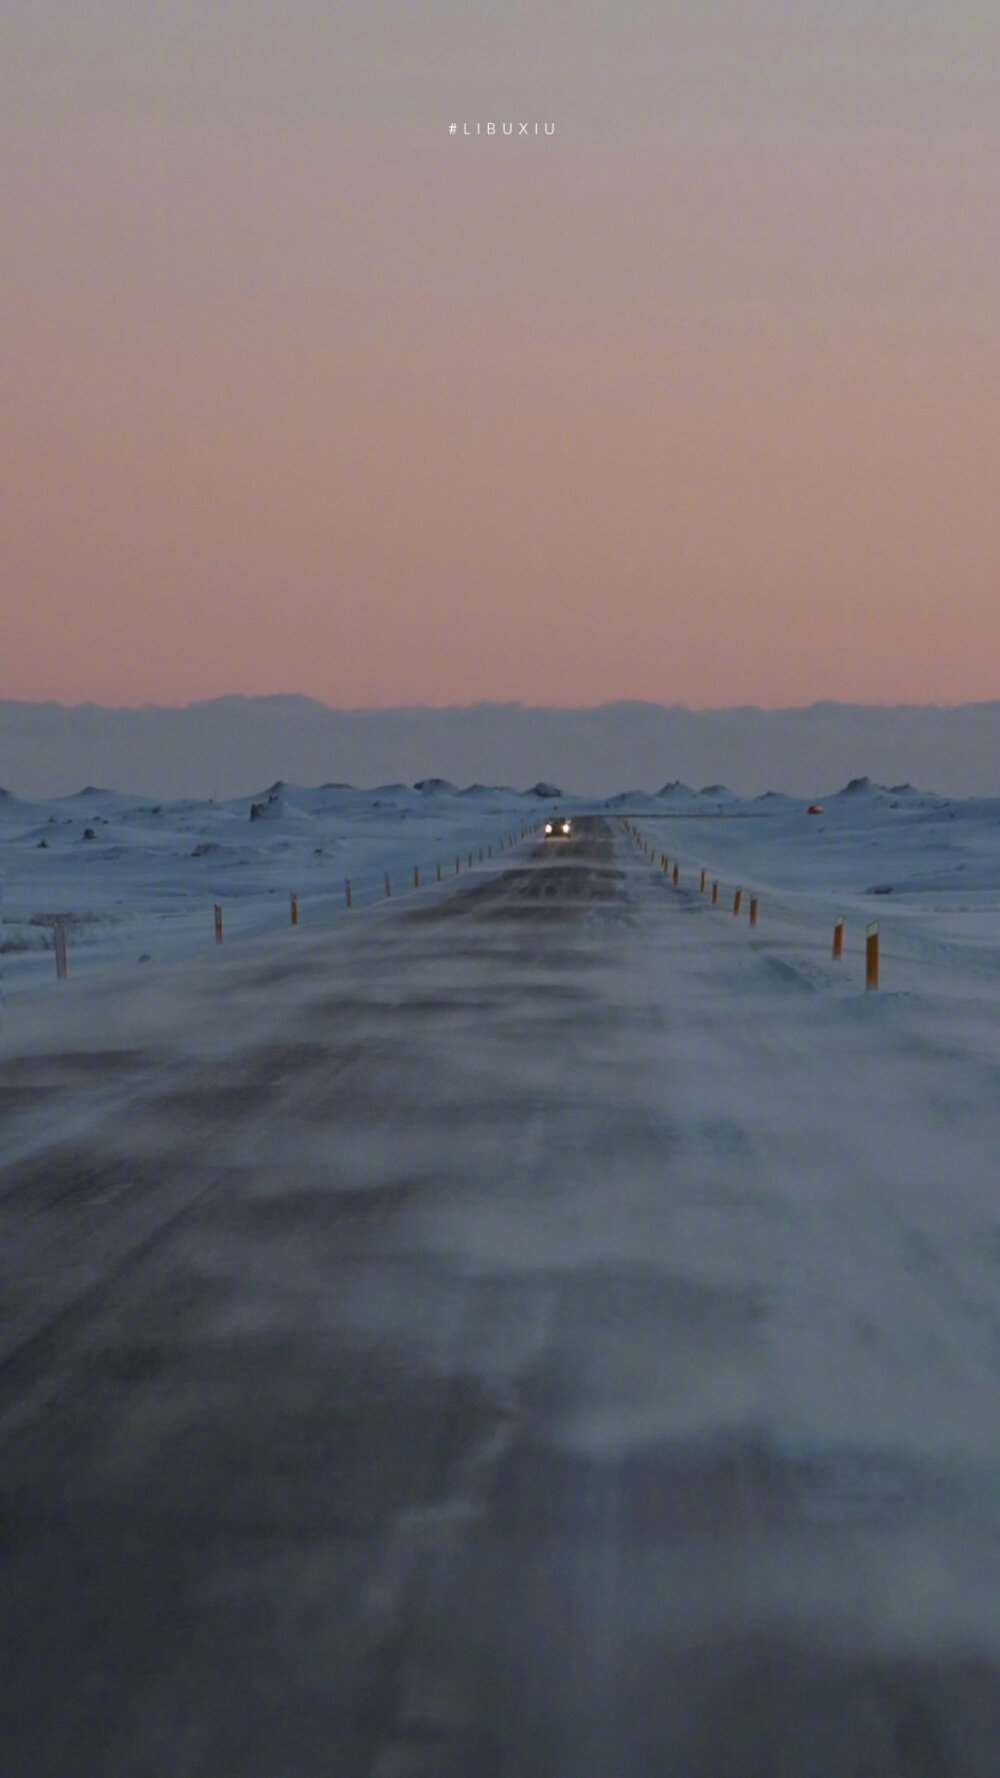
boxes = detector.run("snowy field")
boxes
[4,784,1000,1772]
[4,770,1000,998]
[0,777,564,994]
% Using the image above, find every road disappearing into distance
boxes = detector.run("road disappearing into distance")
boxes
[5,816,1000,1775]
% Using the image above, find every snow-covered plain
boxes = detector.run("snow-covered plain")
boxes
[4,770,1000,999]
[0,777,568,994]
[624,774,1000,999]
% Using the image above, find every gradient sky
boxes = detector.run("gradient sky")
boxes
[4,1,1000,709]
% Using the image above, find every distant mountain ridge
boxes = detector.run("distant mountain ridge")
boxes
[1,696,999,800]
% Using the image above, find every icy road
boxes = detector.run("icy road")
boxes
[4,817,1000,1775]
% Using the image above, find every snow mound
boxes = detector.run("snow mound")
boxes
[606,790,664,812]
[837,776,883,797]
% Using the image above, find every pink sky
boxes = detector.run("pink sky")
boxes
[4,2,1000,708]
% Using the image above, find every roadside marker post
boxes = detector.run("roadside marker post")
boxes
[345,879,352,908]
[866,922,879,991]
[700,869,706,893]
[832,919,843,960]
[749,896,758,928]
[214,904,223,944]
[54,922,68,979]
[672,864,679,885]
[384,872,391,899]
[290,892,298,926]
[733,888,742,916]
[455,857,460,874]
[413,865,419,889]
[436,863,442,882]
[711,882,718,905]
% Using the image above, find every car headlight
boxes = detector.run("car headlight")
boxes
[562,822,570,834]
[544,822,553,834]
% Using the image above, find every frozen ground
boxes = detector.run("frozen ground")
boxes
[0,778,566,991]
[3,792,1000,1773]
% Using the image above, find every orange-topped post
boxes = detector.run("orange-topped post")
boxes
[866,922,879,990]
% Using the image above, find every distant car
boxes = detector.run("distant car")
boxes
[544,816,572,839]
[807,804,824,814]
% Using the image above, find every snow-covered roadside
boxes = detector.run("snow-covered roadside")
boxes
[0,779,572,996]
[620,774,1000,996]
[4,769,1000,1007]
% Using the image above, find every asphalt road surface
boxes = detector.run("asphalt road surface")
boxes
[4,817,1000,1775]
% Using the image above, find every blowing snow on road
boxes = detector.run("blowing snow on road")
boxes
[5,814,1000,1774]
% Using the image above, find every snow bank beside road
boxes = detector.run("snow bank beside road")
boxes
[4,772,1000,999]
[0,779,575,993]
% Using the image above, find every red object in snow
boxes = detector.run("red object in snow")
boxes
[807,804,823,814]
